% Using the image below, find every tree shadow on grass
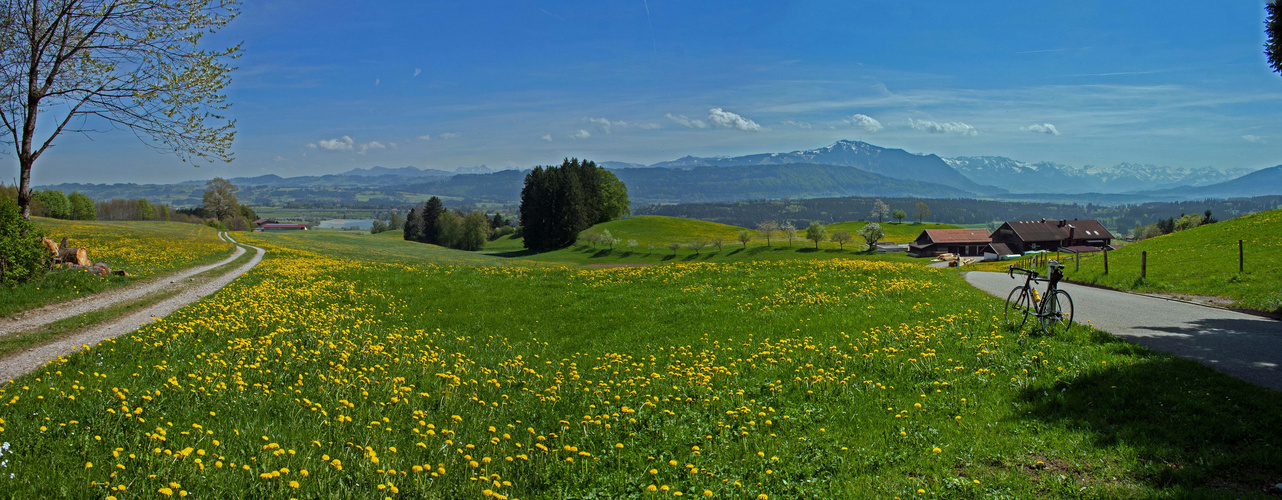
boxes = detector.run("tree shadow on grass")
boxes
[1014,354,1282,494]
[797,247,819,253]
[728,248,745,256]
[592,249,613,258]
[661,254,678,261]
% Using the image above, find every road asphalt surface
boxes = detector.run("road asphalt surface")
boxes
[966,271,1282,392]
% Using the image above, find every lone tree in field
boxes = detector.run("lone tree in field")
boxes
[870,199,890,223]
[1268,1,1281,75]
[737,230,751,248]
[859,222,885,251]
[202,178,240,220]
[892,209,907,224]
[913,202,931,224]
[756,220,778,246]
[805,221,827,249]
[1,1,241,219]
[831,230,851,249]
[781,222,797,247]
[667,242,680,256]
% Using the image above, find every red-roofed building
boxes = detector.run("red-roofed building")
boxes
[908,228,993,257]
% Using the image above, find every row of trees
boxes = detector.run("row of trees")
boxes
[29,190,96,220]
[1132,210,1218,240]
[869,199,931,224]
[520,159,629,251]
[402,197,493,251]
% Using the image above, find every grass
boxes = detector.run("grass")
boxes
[0,220,235,317]
[484,216,956,266]
[1063,209,1282,314]
[1,225,1281,498]
[0,241,260,359]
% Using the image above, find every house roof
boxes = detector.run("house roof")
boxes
[999,219,1115,243]
[984,242,1015,255]
[262,223,306,228]
[920,229,991,244]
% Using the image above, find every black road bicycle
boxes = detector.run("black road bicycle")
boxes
[1005,260,1074,334]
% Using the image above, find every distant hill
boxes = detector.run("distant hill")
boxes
[1138,165,1282,199]
[338,166,455,178]
[945,156,1253,194]
[613,163,974,203]
[640,140,1003,196]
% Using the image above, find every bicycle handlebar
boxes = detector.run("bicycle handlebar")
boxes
[1008,266,1039,279]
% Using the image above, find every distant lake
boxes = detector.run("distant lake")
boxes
[317,219,377,229]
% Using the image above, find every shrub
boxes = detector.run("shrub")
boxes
[0,198,48,286]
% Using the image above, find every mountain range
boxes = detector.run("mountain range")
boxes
[36,140,1280,207]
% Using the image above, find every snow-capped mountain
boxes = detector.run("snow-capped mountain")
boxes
[641,140,1002,195]
[945,156,1253,194]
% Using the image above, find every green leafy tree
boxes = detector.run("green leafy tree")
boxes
[1174,213,1204,231]
[202,178,240,220]
[859,222,885,251]
[388,213,405,230]
[370,220,388,234]
[913,202,931,224]
[457,211,491,251]
[805,221,827,248]
[519,158,629,251]
[69,192,95,220]
[32,190,70,219]
[892,209,907,224]
[404,208,423,241]
[870,199,890,223]
[1,1,241,219]
[0,198,47,285]
[737,230,752,248]
[831,230,852,249]
[435,211,463,248]
[1268,1,1282,75]
[137,199,156,220]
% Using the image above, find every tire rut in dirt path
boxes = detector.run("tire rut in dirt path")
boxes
[0,238,266,383]
[0,232,245,337]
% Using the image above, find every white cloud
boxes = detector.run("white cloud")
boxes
[306,143,317,149]
[782,120,812,129]
[413,68,421,77]
[315,136,355,151]
[707,108,763,131]
[439,132,461,139]
[273,155,286,162]
[541,134,553,142]
[418,134,431,140]
[1021,123,1060,135]
[570,129,591,140]
[356,141,387,155]
[909,118,977,136]
[1243,134,1263,143]
[666,113,708,129]
[374,78,380,86]
[584,117,662,133]
[389,142,397,149]
[845,114,883,132]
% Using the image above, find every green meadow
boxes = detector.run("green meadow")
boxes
[0,218,1280,498]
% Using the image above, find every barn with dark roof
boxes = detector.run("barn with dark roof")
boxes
[987,219,1114,255]
[907,228,993,257]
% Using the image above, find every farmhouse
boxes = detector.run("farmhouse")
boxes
[907,229,993,257]
[986,219,1113,256]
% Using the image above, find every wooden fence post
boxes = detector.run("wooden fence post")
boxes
[1141,251,1147,279]
[1104,249,1109,274]
[1075,252,1080,271]
[1239,239,1244,273]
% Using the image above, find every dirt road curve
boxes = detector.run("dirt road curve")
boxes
[965,271,1282,391]
[0,232,246,337]
[0,235,265,383]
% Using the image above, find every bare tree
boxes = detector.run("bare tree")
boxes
[667,242,680,256]
[687,239,707,255]
[831,230,852,249]
[1,1,242,219]
[712,237,723,252]
[737,230,751,248]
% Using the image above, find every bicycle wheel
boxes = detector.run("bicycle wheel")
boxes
[1039,290,1074,334]
[1005,287,1031,330]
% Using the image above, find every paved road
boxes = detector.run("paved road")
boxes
[965,271,1282,391]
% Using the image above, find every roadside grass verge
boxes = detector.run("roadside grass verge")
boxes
[1,230,1279,498]
[0,220,235,317]
[1066,209,1282,314]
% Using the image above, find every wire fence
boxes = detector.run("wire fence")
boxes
[1001,239,1251,280]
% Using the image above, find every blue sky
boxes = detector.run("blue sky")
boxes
[14,0,1282,184]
